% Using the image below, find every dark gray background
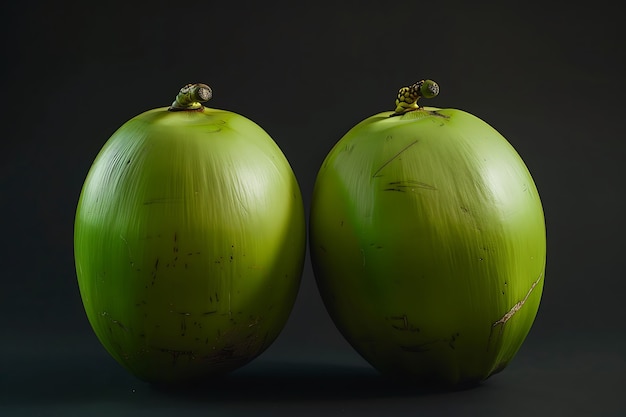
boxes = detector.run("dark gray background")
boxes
[2,1,625,416]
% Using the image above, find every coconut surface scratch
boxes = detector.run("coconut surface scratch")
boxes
[372,140,419,178]
[493,272,544,328]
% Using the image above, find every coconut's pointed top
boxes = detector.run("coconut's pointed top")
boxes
[169,83,213,111]
[392,80,439,116]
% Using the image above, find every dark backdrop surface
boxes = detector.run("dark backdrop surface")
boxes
[1,1,624,416]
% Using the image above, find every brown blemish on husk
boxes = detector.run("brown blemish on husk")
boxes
[492,273,543,328]
[372,140,419,178]
[488,272,544,349]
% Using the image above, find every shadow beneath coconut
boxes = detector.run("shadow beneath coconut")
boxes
[149,359,483,403]
[0,345,484,410]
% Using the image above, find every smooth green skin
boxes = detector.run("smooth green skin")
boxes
[310,107,546,387]
[75,107,306,384]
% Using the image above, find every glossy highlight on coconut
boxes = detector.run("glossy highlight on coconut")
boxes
[75,83,306,384]
[309,79,546,387]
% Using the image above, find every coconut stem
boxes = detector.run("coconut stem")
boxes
[169,83,213,111]
[392,79,439,116]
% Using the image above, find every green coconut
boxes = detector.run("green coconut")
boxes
[310,80,546,387]
[75,84,306,384]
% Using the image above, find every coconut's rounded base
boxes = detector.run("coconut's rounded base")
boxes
[116,350,262,385]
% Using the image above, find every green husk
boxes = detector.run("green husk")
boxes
[310,106,546,386]
[75,105,305,383]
